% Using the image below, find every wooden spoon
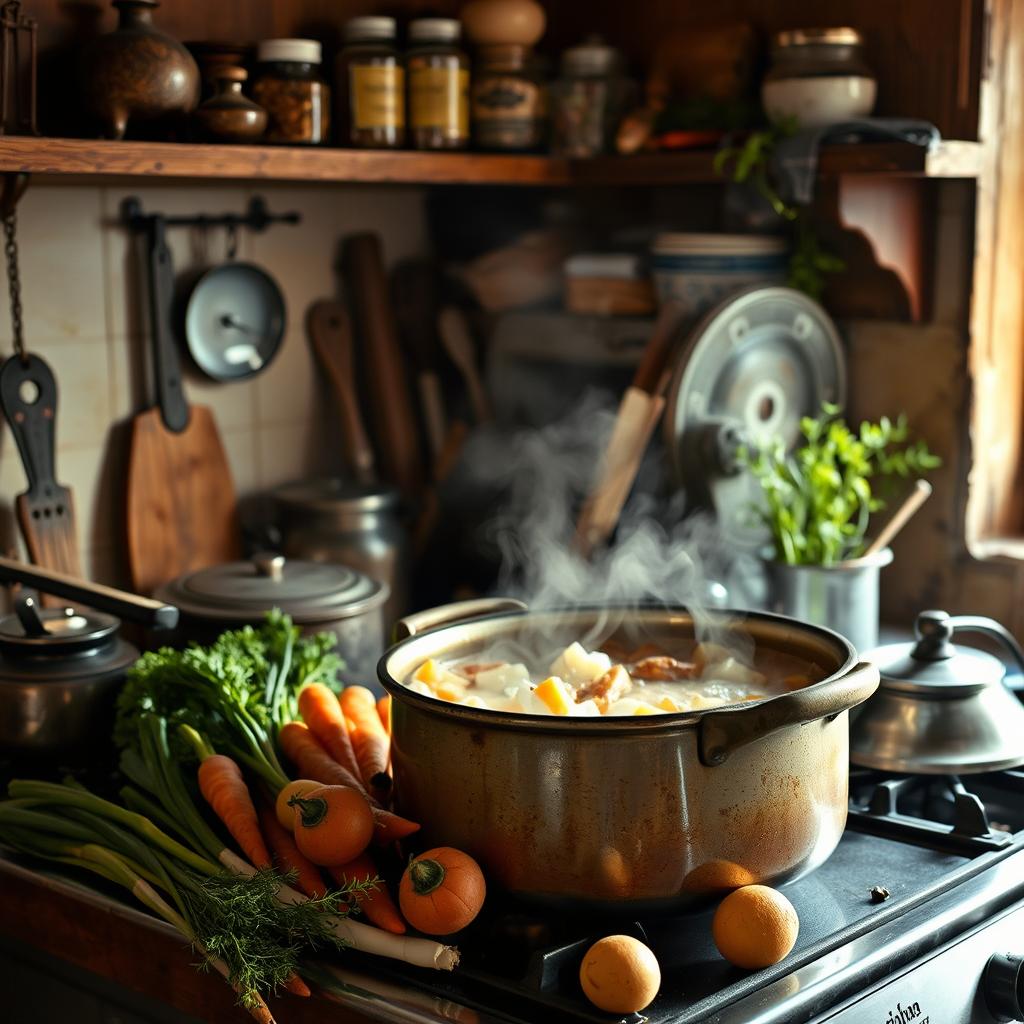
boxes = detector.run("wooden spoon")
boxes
[863,479,933,556]
[438,305,492,424]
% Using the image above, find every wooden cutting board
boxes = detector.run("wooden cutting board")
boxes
[126,214,239,594]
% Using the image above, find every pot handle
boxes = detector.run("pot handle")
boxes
[0,555,179,631]
[698,660,880,767]
[393,598,527,641]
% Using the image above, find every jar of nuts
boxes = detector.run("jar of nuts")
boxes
[252,39,330,145]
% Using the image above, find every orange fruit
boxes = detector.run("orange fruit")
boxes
[712,884,799,969]
[579,935,661,1014]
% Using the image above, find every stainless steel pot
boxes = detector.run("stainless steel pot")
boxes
[379,601,879,913]
[0,557,178,758]
[273,478,411,629]
[155,553,388,680]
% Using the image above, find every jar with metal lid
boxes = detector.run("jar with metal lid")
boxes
[337,16,405,149]
[463,0,546,151]
[251,38,330,145]
[407,18,469,150]
[762,27,876,130]
[154,555,389,682]
[550,36,634,157]
[273,479,410,628]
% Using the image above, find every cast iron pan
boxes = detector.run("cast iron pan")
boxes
[181,262,286,381]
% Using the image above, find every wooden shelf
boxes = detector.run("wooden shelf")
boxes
[0,135,985,187]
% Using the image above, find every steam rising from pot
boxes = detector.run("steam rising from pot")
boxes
[458,391,744,657]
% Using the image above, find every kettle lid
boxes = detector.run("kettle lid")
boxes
[867,609,1005,694]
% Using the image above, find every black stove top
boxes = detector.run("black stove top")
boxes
[311,769,1024,1024]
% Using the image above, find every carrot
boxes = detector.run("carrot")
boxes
[279,722,370,797]
[283,974,311,998]
[340,686,392,799]
[278,722,420,846]
[377,694,392,736]
[329,853,406,934]
[298,683,362,782]
[197,754,271,869]
[257,802,328,899]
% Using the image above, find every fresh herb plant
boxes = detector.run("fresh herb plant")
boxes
[742,404,941,566]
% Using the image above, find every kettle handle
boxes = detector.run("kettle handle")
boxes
[393,598,527,642]
[948,615,1024,677]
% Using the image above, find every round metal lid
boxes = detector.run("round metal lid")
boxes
[0,598,119,657]
[274,478,400,515]
[867,610,1006,696]
[185,263,286,381]
[664,286,846,550]
[156,555,387,623]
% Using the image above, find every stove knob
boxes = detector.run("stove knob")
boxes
[984,952,1024,1022]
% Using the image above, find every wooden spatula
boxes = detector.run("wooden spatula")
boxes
[0,353,82,587]
[307,299,376,483]
[574,301,685,559]
[126,214,240,594]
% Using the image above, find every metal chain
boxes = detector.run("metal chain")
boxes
[3,210,26,362]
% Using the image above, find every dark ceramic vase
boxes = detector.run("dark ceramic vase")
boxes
[80,0,200,140]
[192,67,267,143]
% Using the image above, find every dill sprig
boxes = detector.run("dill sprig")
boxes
[183,868,375,1008]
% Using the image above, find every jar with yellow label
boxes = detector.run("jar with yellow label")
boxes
[337,17,405,148]
[407,18,469,150]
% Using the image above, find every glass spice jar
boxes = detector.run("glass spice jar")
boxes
[550,36,634,157]
[407,18,469,150]
[337,17,405,149]
[472,44,546,151]
[251,39,330,145]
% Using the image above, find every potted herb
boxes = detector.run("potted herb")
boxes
[742,404,940,652]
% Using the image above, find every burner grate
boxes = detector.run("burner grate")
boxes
[850,770,1018,853]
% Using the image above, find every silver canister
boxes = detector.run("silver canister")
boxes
[766,548,893,655]
[273,479,410,629]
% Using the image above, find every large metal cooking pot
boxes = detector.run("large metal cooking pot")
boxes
[379,601,879,913]
[0,557,178,759]
[155,553,388,680]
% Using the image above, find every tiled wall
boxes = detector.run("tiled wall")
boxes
[0,182,428,588]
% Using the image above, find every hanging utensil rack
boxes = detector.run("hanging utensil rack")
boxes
[119,195,301,237]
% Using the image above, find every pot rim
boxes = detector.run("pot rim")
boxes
[378,602,861,736]
[763,546,895,573]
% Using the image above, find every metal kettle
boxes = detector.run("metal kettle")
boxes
[0,557,177,759]
[852,610,1024,774]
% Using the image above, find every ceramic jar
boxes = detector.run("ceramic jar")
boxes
[80,0,200,140]
[192,67,267,143]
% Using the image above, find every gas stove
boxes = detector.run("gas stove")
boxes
[309,768,1024,1024]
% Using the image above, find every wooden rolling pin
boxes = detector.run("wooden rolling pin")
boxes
[343,233,425,499]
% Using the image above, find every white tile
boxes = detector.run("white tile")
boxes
[221,425,259,497]
[18,338,116,450]
[255,417,336,490]
[0,187,106,347]
[254,326,321,426]
[185,371,259,432]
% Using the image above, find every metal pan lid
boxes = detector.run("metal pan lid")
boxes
[0,597,120,657]
[155,554,388,623]
[273,478,401,514]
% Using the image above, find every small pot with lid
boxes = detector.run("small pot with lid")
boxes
[852,610,1024,774]
[0,557,179,760]
[155,553,389,681]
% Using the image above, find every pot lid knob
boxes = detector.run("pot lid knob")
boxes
[912,609,956,661]
[253,553,285,582]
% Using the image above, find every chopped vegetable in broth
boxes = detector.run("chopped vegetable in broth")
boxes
[405,641,816,717]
